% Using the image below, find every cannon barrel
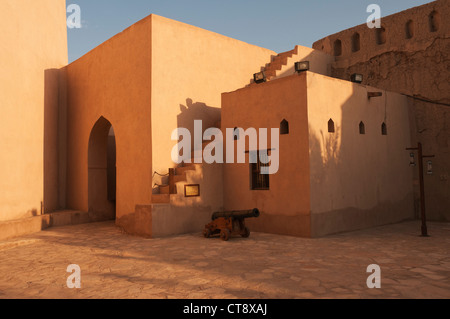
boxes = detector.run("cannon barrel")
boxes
[212,208,260,221]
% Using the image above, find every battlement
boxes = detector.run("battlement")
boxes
[313,0,449,65]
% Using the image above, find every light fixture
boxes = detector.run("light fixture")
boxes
[253,71,266,84]
[409,153,416,167]
[427,161,433,175]
[351,73,363,84]
[295,61,310,73]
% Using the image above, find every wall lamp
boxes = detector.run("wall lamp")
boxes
[351,73,363,84]
[253,71,266,84]
[295,61,310,73]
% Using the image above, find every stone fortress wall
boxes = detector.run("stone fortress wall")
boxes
[313,0,450,221]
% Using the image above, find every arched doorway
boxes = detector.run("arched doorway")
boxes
[88,117,116,221]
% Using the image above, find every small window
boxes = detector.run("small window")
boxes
[251,152,270,190]
[351,32,360,52]
[376,27,386,45]
[359,121,366,135]
[429,11,440,32]
[405,20,414,39]
[280,119,289,135]
[328,119,335,133]
[233,127,239,141]
[334,39,342,56]
[381,122,387,135]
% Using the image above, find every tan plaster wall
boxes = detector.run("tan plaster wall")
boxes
[306,72,414,236]
[65,17,152,229]
[222,74,311,237]
[150,15,276,177]
[408,98,450,221]
[0,0,68,222]
[152,162,224,237]
[313,0,450,221]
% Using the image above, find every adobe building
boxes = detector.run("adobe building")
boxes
[0,0,68,237]
[0,0,448,240]
[312,0,450,222]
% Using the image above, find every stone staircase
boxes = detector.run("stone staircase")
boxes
[250,46,299,84]
[151,162,198,204]
[151,121,221,204]
[250,45,335,84]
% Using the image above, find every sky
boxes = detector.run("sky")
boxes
[67,0,435,63]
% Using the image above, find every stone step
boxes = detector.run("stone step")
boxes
[159,185,170,194]
[152,194,170,204]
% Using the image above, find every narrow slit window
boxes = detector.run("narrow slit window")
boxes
[429,11,440,32]
[406,20,414,39]
[351,32,360,52]
[280,119,289,135]
[334,39,342,56]
[376,27,386,45]
[359,121,366,135]
[381,122,387,135]
[328,119,335,133]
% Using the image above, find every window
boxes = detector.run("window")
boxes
[406,20,414,39]
[328,119,335,133]
[381,122,387,135]
[352,32,360,52]
[376,27,386,45]
[280,119,289,135]
[429,11,440,32]
[334,39,342,56]
[359,121,366,135]
[251,151,270,190]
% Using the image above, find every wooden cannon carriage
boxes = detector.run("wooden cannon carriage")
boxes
[203,208,260,241]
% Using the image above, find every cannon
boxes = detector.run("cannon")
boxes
[203,208,260,241]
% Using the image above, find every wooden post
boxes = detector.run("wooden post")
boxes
[169,168,175,195]
[417,143,428,237]
[406,143,434,237]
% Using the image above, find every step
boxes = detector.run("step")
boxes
[159,185,170,194]
[152,194,170,204]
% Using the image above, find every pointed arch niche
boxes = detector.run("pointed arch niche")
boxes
[88,116,116,221]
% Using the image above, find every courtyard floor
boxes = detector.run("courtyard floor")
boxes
[0,220,449,299]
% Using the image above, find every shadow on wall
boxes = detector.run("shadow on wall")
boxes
[44,68,65,215]
[308,86,415,237]
[152,98,220,192]
[177,98,221,159]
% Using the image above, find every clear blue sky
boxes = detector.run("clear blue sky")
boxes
[67,0,434,63]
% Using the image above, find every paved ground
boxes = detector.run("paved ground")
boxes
[0,220,449,299]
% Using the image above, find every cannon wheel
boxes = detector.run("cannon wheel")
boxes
[241,227,250,238]
[203,228,211,238]
[220,229,231,241]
